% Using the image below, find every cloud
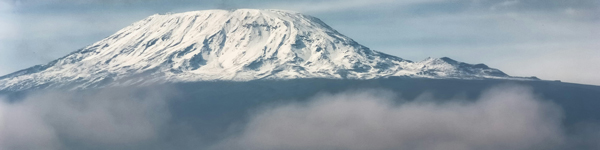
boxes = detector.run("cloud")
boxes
[0,0,13,12]
[0,88,172,150]
[258,0,441,13]
[490,0,520,10]
[218,85,566,150]
[1,84,600,149]
[0,97,61,150]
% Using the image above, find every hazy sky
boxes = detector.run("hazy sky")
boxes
[0,0,598,85]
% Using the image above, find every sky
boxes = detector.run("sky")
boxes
[0,0,598,85]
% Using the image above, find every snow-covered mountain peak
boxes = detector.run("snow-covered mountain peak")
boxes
[0,9,536,91]
[83,8,382,77]
[412,57,509,78]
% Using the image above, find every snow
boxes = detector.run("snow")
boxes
[0,9,537,91]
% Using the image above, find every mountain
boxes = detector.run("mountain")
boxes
[0,9,536,91]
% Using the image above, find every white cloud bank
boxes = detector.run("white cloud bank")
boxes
[1,84,599,150]
[218,85,566,150]
[0,89,171,150]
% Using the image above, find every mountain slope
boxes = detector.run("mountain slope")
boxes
[0,9,535,91]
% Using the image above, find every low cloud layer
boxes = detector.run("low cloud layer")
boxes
[0,88,172,150]
[219,85,566,150]
[1,84,599,150]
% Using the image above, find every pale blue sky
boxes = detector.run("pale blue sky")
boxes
[0,0,598,85]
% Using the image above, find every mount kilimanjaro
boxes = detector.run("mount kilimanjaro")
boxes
[3,9,600,150]
[0,9,536,91]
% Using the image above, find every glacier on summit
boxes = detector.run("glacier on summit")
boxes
[0,9,536,91]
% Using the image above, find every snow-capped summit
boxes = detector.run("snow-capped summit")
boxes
[0,9,536,91]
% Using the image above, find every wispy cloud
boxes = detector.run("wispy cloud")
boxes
[256,0,442,13]
[490,0,520,10]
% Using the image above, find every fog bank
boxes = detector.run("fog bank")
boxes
[1,84,598,150]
